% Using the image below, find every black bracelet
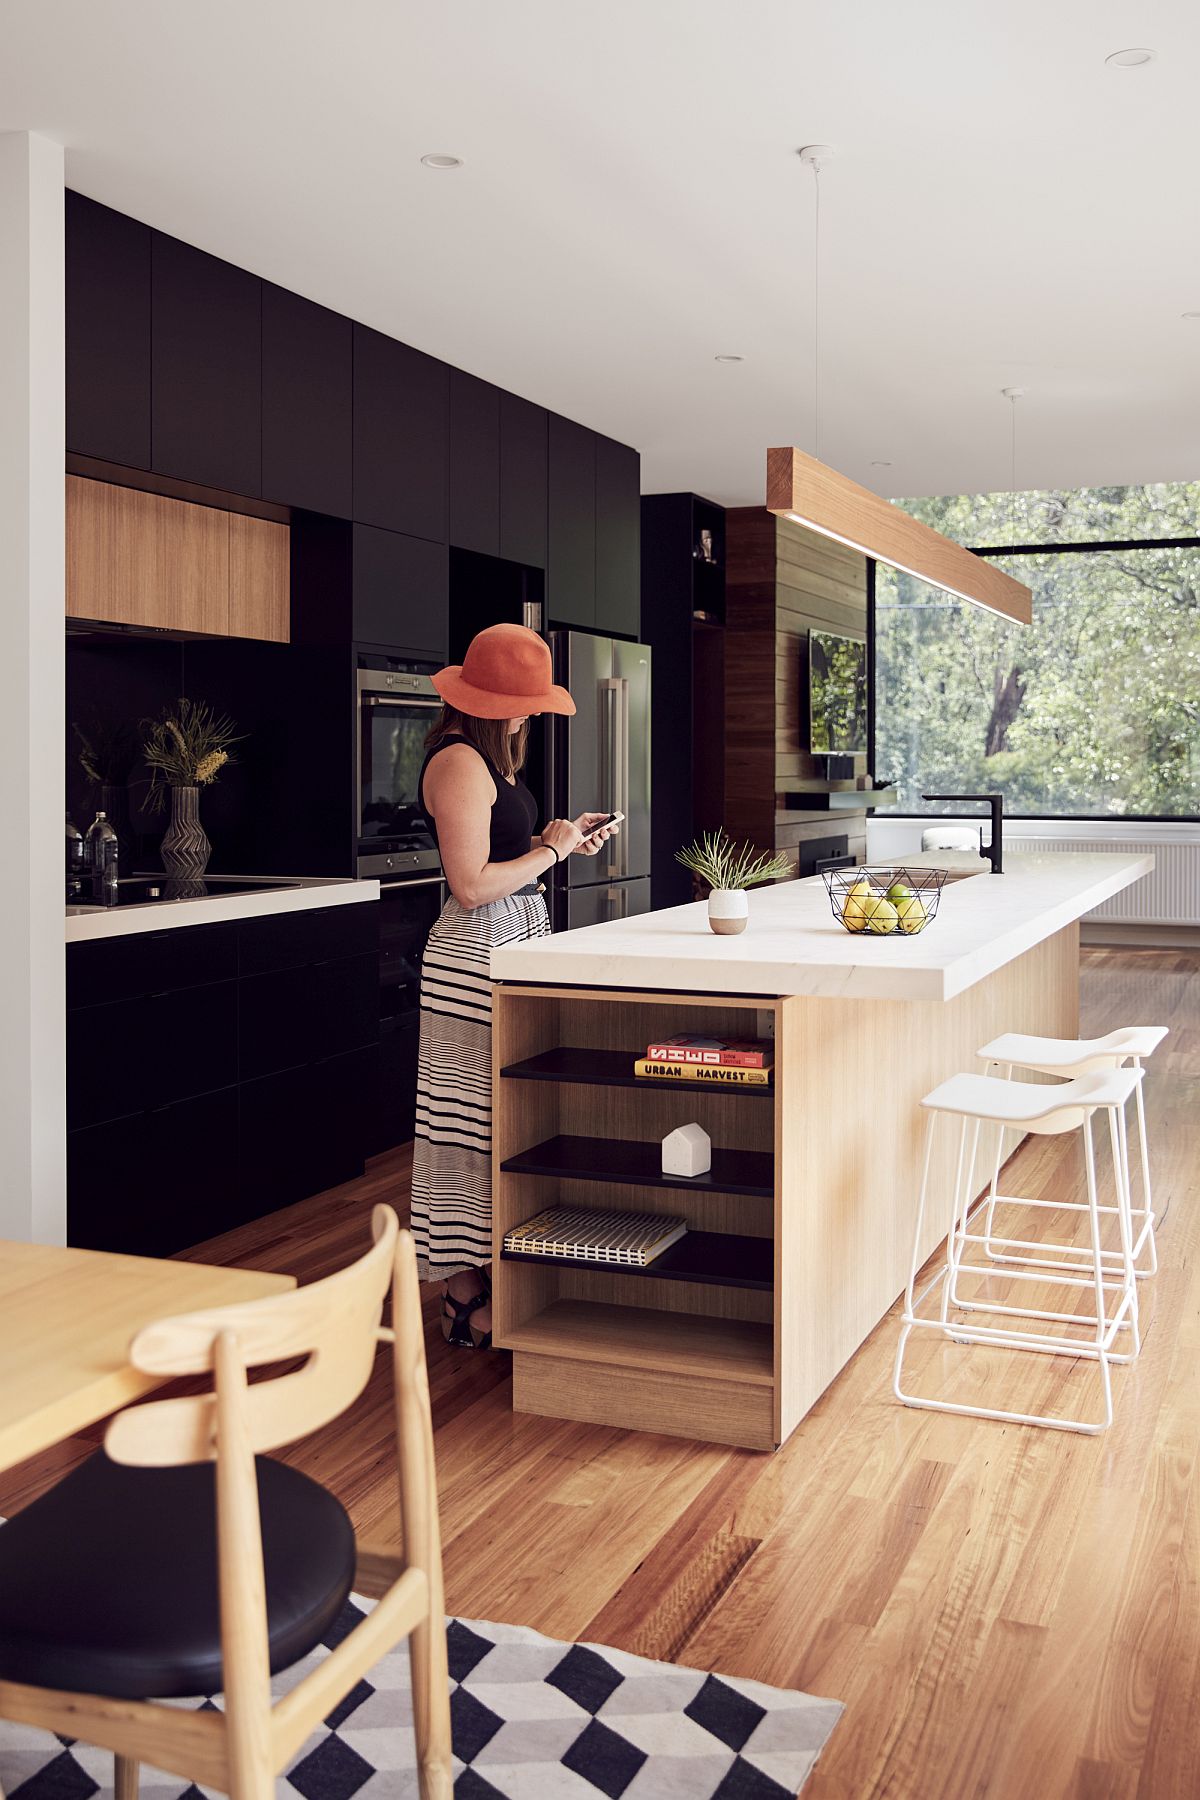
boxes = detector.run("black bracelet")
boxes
[545,842,562,864]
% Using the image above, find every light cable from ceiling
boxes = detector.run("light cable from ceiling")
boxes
[1002,386,1024,542]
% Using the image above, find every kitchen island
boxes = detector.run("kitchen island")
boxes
[489,853,1152,1450]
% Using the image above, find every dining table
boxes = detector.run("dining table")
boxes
[0,1239,295,1474]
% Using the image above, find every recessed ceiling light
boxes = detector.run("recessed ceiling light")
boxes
[1183,311,1200,320]
[1104,47,1155,67]
[420,153,463,170]
[714,353,744,363]
[870,460,892,468]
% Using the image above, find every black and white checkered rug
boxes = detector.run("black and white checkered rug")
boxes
[0,1597,842,1798]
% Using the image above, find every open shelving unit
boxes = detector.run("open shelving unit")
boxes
[492,984,780,1450]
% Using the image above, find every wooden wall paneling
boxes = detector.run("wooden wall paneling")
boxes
[229,513,290,642]
[774,923,1079,1441]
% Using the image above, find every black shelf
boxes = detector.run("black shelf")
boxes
[502,1228,771,1291]
[500,1046,774,1099]
[500,1134,774,1199]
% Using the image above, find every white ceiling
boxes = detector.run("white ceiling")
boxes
[3,0,1199,506]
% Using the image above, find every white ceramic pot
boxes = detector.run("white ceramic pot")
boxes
[707,888,748,936]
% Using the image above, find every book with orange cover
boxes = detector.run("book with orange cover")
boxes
[644,1034,773,1069]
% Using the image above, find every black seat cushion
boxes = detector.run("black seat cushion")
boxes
[0,1451,356,1699]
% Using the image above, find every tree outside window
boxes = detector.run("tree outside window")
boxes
[874,483,1200,818]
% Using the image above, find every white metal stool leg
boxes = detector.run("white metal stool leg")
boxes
[894,1068,1143,1434]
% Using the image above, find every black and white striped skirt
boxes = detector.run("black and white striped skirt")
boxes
[410,889,550,1280]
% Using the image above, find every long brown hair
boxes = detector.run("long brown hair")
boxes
[424,705,530,781]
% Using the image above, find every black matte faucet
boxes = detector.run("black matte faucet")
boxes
[921,792,1004,873]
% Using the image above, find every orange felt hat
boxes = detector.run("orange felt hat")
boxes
[431,623,576,718]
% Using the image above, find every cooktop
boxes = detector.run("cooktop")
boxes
[68,877,296,910]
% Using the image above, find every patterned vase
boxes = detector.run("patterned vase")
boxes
[161,785,211,878]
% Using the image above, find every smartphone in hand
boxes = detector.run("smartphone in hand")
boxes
[585,810,624,841]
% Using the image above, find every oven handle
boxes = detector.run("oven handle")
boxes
[378,875,447,891]
[363,696,443,710]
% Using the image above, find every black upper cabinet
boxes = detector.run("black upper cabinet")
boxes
[261,285,353,516]
[353,326,448,542]
[65,192,152,470]
[449,371,500,556]
[353,524,448,658]
[499,394,547,568]
[152,233,262,497]
[547,414,596,628]
[595,435,641,638]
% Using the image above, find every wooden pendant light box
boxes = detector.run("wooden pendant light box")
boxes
[766,446,1032,625]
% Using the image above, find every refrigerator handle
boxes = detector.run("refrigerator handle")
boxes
[598,678,621,874]
[615,676,630,879]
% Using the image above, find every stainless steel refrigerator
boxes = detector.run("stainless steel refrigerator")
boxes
[548,631,652,931]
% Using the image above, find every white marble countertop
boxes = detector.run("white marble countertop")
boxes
[491,852,1154,1002]
[65,875,379,944]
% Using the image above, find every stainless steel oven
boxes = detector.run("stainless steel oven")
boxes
[356,668,443,878]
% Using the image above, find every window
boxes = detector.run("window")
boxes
[872,484,1200,818]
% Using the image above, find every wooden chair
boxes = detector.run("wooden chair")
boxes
[0,1206,453,1800]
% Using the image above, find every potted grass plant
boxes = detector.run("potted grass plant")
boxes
[142,698,243,878]
[675,829,792,935]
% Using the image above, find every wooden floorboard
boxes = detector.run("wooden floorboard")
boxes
[3,945,1197,1796]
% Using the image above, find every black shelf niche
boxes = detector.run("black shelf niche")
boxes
[500,1133,773,1199]
[502,1228,771,1291]
[500,1045,774,1098]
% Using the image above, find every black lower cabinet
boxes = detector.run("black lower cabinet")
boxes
[374,1014,420,1155]
[66,904,380,1255]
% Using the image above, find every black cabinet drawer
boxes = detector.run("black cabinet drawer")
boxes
[449,371,500,556]
[238,902,379,978]
[65,192,152,469]
[67,998,147,1131]
[239,951,377,1080]
[352,524,448,657]
[305,1046,375,1195]
[152,232,262,496]
[547,414,596,627]
[67,1086,240,1258]
[499,393,548,568]
[353,326,448,541]
[595,435,641,638]
[68,975,237,1125]
[373,1013,419,1154]
[67,922,239,1010]
[262,284,353,516]
[148,979,238,1110]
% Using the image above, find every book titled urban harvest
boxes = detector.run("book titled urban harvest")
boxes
[634,1033,773,1086]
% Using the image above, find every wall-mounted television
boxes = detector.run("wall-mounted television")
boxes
[807,629,867,754]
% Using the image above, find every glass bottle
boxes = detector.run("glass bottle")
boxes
[66,813,86,898]
[85,811,119,903]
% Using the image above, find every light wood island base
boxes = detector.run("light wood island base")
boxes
[492,923,1078,1450]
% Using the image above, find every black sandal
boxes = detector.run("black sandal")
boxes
[440,1286,492,1350]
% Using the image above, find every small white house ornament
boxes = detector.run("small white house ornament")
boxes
[662,1122,711,1178]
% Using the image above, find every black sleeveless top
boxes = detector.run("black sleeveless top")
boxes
[419,737,538,863]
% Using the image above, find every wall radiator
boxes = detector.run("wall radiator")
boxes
[1006,836,1199,926]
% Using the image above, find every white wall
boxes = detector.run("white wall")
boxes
[0,131,66,1242]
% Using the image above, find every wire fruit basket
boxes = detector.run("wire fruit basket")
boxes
[822,865,947,937]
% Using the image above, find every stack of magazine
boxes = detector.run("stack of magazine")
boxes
[633,1033,773,1088]
[503,1205,686,1267]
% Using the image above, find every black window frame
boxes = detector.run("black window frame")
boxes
[867,533,1200,825]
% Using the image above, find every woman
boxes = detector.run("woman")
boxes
[411,622,618,1348]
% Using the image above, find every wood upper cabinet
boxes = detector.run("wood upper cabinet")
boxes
[230,514,290,642]
[499,393,547,568]
[65,192,152,470]
[449,370,500,556]
[352,325,448,542]
[595,434,641,639]
[547,413,596,628]
[261,284,353,516]
[66,477,289,642]
[152,233,262,497]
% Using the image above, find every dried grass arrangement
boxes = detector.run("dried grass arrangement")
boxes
[142,698,243,813]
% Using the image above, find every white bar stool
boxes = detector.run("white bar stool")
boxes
[894,1066,1144,1434]
[977,1026,1167,1281]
